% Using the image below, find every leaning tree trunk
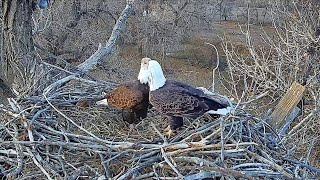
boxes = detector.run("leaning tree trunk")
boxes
[1,0,36,96]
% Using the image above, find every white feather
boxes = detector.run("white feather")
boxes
[148,60,166,91]
[138,58,150,84]
[207,106,232,116]
[96,99,108,106]
[196,87,215,95]
[197,86,235,114]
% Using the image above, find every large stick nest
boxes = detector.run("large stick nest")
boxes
[0,79,319,180]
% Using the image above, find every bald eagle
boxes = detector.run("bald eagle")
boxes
[96,58,151,125]
[145,59,231,137]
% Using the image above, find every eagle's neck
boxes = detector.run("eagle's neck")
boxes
[149,72,166,91]
[148,60,166,91]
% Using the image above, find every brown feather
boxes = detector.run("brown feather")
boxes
[107,80,149,110]
[103,80,150,123]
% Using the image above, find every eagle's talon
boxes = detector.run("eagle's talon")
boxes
[164,126,176,138]
[164,125,171,132]
[129,123,135,130]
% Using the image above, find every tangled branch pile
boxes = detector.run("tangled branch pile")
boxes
[0,78,319,179]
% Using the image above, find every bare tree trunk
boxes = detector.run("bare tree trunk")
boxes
[1,0,35,89]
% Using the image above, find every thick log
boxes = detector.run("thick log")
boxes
[1,0,35,85]
[270,82,305,130]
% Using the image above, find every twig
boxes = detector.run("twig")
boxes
[135,172,155,180]
[205,42,220,92]
[43,94,114,145]
[232,163,270,169]
[5,124,24,178]
[201,127,221,143]
[284,158,320,174]
[174,156,254,180]
[184,171,222,180]
[161,148,183,178]
[166,142,257,156]
[26,148,53,180]
[240,91,269,105]
[99,153,112,179]
[305,138,316,164]
[117,157,162,180]
[181,120,220,142]
[151,122,168,144]
[220,117,225,163]
[285,109,318,138]
[247,150,293,179]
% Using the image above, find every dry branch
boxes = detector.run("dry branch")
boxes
[76,2,134,73]
[42,1,134,95]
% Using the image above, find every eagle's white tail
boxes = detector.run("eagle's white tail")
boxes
[96,99,108,106]
[207,106,232,116]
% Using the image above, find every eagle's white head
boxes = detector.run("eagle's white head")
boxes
[148,60,166,91]
[138,57,151,84]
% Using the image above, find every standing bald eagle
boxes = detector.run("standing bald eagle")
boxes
[97,58,151,125]
[145,60,231,136]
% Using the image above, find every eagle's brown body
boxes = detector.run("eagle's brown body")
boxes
[106,80,150,123]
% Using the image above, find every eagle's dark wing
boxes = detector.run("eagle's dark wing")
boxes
[167,80,205,96]
[168,80,230,108]
[150,83,226,118]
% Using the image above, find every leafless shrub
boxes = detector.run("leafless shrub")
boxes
[219,0,320,167]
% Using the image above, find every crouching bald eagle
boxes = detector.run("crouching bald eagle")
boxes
[96,58,151,126]
[145,59,232,137]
